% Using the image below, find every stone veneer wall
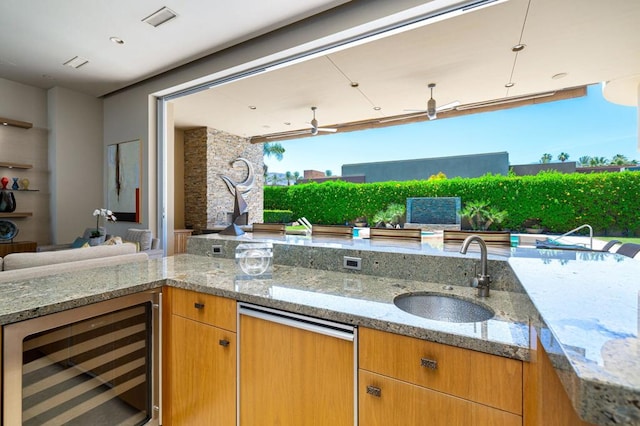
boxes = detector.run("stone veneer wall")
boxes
[183,127,263,232]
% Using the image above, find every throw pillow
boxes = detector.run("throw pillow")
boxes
[124,229,152,251]
[71,237,89,249]
[102,236,123,245]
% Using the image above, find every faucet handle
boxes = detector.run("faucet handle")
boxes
[470,276,479,288]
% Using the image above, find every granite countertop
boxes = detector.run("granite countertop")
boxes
[0,234,639,425]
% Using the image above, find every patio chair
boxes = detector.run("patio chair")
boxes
[615,243,640,259]
[443,230,511,247]
[252,223,286,235]
[312,225,353,238]
[369,227,421,241]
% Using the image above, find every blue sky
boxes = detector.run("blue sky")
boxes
[264,84,638,176]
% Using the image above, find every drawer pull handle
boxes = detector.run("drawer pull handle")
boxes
[194,302,205,309]
[421,357,438,370]
[219,339,230,347]
[366,385,381,397]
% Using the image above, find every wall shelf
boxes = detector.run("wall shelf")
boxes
[0,162,33,169]
[0,189,39,192]
[0,117,33,129]
[0,212,33,218]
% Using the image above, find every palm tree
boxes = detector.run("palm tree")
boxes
[610,154,629,165]
[540,153,553,164]
[263,142,285,178]
[285,171,293,186]
[577,156,591,167]
[293,171,301,183]
[557,152,569,162]
[263,142,285,161]
[325,170,333,177]
[589,156,609,166]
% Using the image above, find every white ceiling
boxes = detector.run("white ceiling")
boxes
[169,0,640,140]
[0,0,348,96]
[1,0,638,140]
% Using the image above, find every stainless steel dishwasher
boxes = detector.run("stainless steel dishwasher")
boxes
[237,302,357,426]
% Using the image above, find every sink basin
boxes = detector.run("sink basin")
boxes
[393,292,495,323]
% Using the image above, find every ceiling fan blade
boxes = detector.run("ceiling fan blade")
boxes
[436,100,461,112]
[317,127,337,133]
[265,129,310,139]
[403,109,427,112]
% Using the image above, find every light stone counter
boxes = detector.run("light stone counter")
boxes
[1,232,639,425]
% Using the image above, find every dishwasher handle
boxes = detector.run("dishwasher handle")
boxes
[238,304,355,342]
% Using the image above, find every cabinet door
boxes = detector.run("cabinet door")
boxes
[170,315,236,425]
[360,327,522,415]
[239,314,354,426]
[360,370,521,426]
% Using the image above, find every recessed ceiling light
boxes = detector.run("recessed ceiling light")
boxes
[350,82,359,88]
[552,72,568,80]
[284,122,291,125]
[248,106,257,110]
[373,106,381,111]
[110,37,125,45]
[505,82,515,88]
[63,56,89,69]
[511,44,526,52]
[142,7,177,27]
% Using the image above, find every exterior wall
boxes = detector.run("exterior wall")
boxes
[304,170,326,179]
[342,152,509,182]
[511,162,576,175]
[184,127,263,232]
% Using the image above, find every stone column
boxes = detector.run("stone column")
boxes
[184,127,263,232]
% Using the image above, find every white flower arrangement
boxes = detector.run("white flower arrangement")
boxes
[92,208,117,237]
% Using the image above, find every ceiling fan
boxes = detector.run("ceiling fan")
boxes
[265,106,337,139]
[308,106,337,135]
[399,83,460,120]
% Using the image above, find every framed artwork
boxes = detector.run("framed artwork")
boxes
[107,140,141,222]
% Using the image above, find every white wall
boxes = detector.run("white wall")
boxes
[103,0,431,247]
[48,86,104,243]
[0,78,49,244]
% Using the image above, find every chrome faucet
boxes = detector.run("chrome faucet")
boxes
[459,235,491,297]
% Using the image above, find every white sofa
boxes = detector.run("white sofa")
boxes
[0,243,149,283]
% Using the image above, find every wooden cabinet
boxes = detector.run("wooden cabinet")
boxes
[0,241,37,256]
[165,287,236,425]
[524,330,596,426]
[173,229,193,254]
[359,327,523,426]
[239,308,355,425]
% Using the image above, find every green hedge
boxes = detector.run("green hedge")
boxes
[263,172,640,235]
[263,209,293,224]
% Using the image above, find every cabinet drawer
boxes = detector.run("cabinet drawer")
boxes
[171,287,236,331]
[360,370,521,426]
[359,327,522,415]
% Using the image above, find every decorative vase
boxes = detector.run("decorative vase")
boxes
[11,178,19,190]
[20,178,30,190]
[0,191,16,213]
[89,235,106,246]
[0,176,8,190]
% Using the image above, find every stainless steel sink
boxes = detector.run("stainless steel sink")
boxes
[393,292,495,323]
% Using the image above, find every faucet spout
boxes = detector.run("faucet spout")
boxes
[459,235,491,297]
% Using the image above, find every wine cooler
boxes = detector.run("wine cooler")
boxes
[3,290,161,425]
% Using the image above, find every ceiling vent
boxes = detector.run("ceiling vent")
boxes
[142,7,177,27]
[63,56,89,69]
